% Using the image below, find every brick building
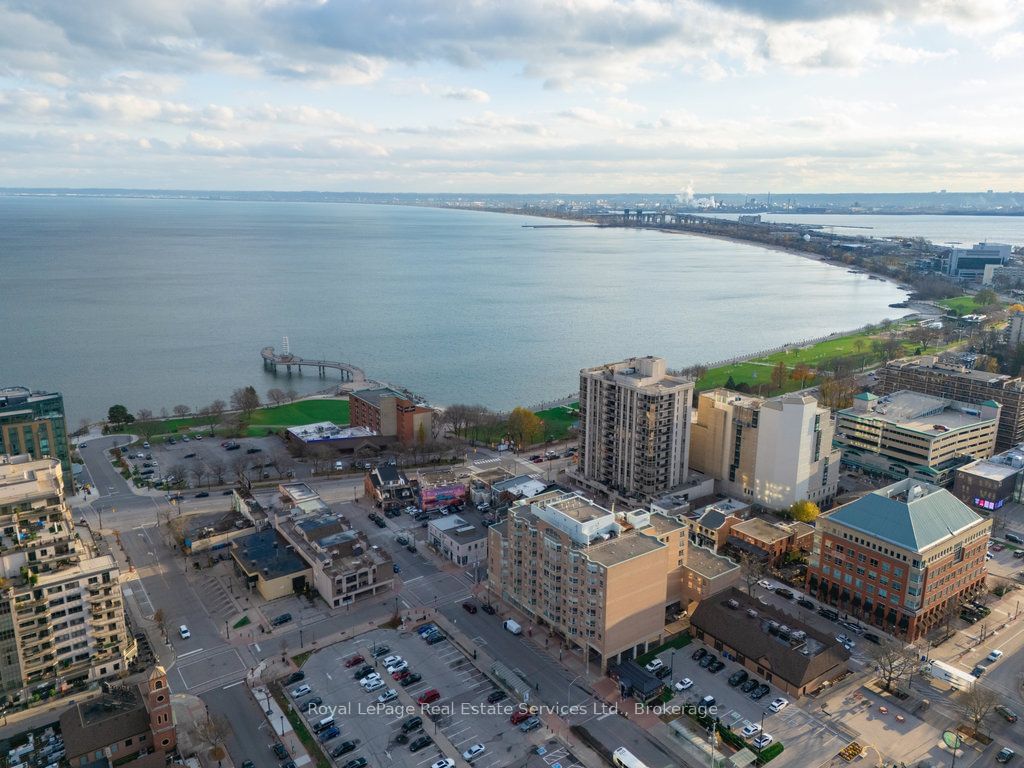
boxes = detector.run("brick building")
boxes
[349,388,433,444]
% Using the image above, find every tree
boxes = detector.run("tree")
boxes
[192,714,231,761]
[869,638,916,692]
[168,463,187,489]
[960,684,999,737]
[208,458,227,486]
[172,404,191,418]
[268,449,294,479]
[789,500,820,523]
[134,409,161,441]
[790,363,813,388]
[267,388,287,406]
[309,444,332,474]
[819,376,857,411]
[230,386,261,417]
[231,455,251,487]
[137,408,154,423]
[153,608,167,640]
[107,404,134,426]
[975,288,999,307]
[286,388,298,402]
[188,462,207,488]
[507,407,544,447]
[770,361,788,391]
[738,550,769,597]
[76,418,91,436]
[725,374,737,390]
[208,399,227,427]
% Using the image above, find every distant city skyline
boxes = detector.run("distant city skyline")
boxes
[1,1,1023,192]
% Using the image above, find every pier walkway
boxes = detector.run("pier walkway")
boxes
[260,346,366,382]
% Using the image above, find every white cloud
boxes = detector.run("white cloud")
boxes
[440,87,490,103]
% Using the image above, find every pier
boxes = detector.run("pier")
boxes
[261,344,366,382]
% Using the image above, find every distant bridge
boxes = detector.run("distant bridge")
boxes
[261,345,366,382]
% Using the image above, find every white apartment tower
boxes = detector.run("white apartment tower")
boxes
[577,356,693,500]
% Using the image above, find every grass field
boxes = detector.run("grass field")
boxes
[936,295,985,315]
[114,398,350,439]
[534,404,580,440]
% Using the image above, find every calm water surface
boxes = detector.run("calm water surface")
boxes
[1,197,913,422]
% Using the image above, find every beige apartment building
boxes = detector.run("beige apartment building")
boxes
[876,355,1024,450]
[0,455,131,698]
[577,356,693,502]
[836,391,999,486]
[487,490,737,670]
[690,389,841,510]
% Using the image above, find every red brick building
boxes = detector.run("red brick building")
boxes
[350,388,433,444]
[806,479,990,640]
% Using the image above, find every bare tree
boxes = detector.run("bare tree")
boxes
[208,458,227,486]
[267,388,287,406]
[231,455,251,487]
[230,386,261,417]
[269,448,295,479]
[869,639,917,692]
[286,388,298,402]
[137,408,154,423]
[168,463,187,489]
[188,461,207,488]
[738,550,769,596]
[172,404,191,418]
[134,410,161,441]
[208,399,227,429]
[76,417,91,436]
[309,444,332,474]
[960,685,999,737]
[192,714,231,761]
[160,407,169,419]
[153,608,167,640]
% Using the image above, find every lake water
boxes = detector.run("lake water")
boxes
[1,197,914,422]
[703,212,1024,246]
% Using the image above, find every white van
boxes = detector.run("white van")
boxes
[503,619,522,635]
[312,717,335,733]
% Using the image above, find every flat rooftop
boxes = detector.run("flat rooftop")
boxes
[703,388,764,409]
[732,517,791,545]
[888,357,1014,385]
[279,482,320,502]
[842,391,997,435]
[351,387,407,407]
[586,530,664,566]
[548,493,612,523]
[959,458,1020,482]
[686,546,740,578]
[643,513,687,535]
[232,528,308,579]
[287,422,376,442]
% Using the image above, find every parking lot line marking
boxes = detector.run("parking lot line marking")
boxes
[223,680,244,689]
[177,648,206,659]
[253,643,261,652]
[596,711,614,721]
[404,576,424,583]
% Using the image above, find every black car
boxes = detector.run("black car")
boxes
[972,665,986,678]
[797,598,815,610]
[741,678,760,694]
[353,665,375,679]
[271,613,292,627]
[241,762,255,768]
[409,736,433,753]
[775,587,795,600]
[691,648,707,662]
[728,670,749,687]
[863,632,881,644]
[195,491,210,498]
[481,604,496,615]
[698,653,715,668]
[426,634,447,645]
[751,684,770,700]
[184,452,197,459]
[303,697,323,711]
[406,543,418,553]
[487,690,508,703]
[654,666,673,679]
[341,759,367,768]
[226,443,241,451]
[371,645,391,658]
[330,741,358,758]
[374,518,387,528]
[285,671,305,685]
[246,447,262,454]
[401,715,423,733]
[272,744,288,760]
[708,659,725,674]
[400,672,423,686]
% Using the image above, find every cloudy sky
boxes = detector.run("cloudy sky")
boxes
[2,0,1023,192]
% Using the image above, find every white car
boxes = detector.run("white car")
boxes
[988,650,1005,662]
[644,659,664,673]
[431,760,455,768]
[768,697,789,713]
[752,734,774,750]
[674,678,693,692]
[363,678,385,693]
[462,744,486,762]
[291,684,312,698]
[741,723,762,739]
[178,625,191,639]
[757,579,774,590]
[386,660,409,674]
[377,688,398,703]
[382,655,403,667]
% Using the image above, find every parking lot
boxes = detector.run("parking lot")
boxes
[286,626,542,768]
[647,638,847,767]
[130,433,290,490]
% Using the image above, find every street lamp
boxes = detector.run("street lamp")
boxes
[670,650,676,683]
[566,673,585,710]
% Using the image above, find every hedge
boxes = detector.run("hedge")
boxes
[636,632,693,666]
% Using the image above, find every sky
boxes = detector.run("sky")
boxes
[1,0,1023,193]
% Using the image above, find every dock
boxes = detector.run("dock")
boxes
[261,345,366,382]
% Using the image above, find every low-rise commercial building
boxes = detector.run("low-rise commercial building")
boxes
[349,388,434,445]
[952,444,1024,512]
[428,515,488,566]
[805,479,991,640]
[947,241,1011,281]
[835,390,999,485]
[60,667,177,768]
[284,422,385,453]
[727,518,814,565]
[690,389,841,510]
[364,464,416,511]
[688,498,748,552]
[0,454,131,698]
[689,587,850,698]
[414,468,469,512]
[231,528,310,601]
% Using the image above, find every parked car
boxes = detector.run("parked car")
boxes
[246,447,262,454]
[178,625,191,639]
[370,645,390,657]
[481,604,497,615]
[691,648,707,662]
[996,705,1019,723]
[752,734,774,750]
[194,491,209,498]
[774,587,794,600]
[462,744,486,762]
[302,697,323,711]
[417,689,441,704]
[989,650,1005,662]
[401,715,423,733]
[698,654,715,669]
[353,665,375,679]
[751,684,770,700]
[341,759,368,768]
[654,666,672,679]
[741,723,762,739]
[487,690,507,703]
[431,760,455,768]
[997,747,1015,763]
[377,689,398,704]
[400,673,423,687]
[644,658,665,673]
[511,709,533,725]
[330,741,358,758]
[363,678,385,693]
[285,671,305,685]
[863,632,881,644]
[272,744,288,760]
[708,659,725,673]
[318,727,340,743]
[392,669,410,681]
[728,670,749,687]
[409,735,433,753]
[462,602,478,614]
[382,655,403,667]
[344,655,365,668]
[768,697,789,713]
[426,634,447,645]
[674,678,693,692]
[271,613,292,627]
[519,716,542,732]
[290,684,312,698]
[797,598,815,609]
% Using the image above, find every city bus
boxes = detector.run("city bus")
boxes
[612,747,650,768]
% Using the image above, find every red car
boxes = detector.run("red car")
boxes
[344,655,365,668]
[417,689,440,705]
[510,709,534,725]
[392,669,410,681]
[462,602,478,614]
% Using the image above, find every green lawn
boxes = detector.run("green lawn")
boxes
[937,295,985,315]
[534,403,580,440]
